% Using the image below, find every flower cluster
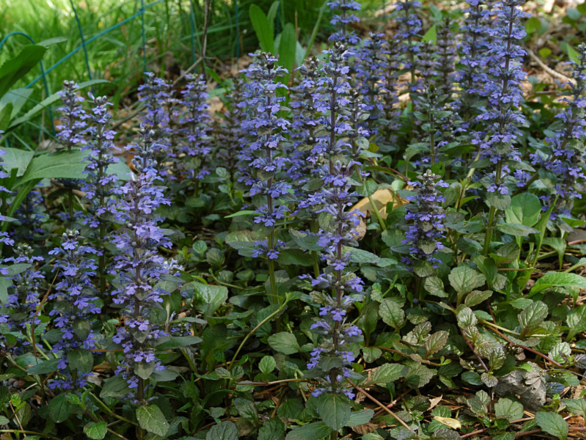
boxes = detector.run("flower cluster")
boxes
[355,33,387,132]
[56,81,87,151]
[436,16,457,97]
[82,95,119,228]
[13,187,45,241]
[48,230,100,389]
[475,0,527,196]
[217,76,246,180]
[179,74,212,187]
[301,43,365,399]
[401,170,448,269]
[533,44,586,218]
[239,53,291,262]
[110,129,180,395]
[328,0,361,45]
[394,0,422,81]
[0,244,44,332]
[455,0,492,124]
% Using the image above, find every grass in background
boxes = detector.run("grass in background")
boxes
[0,0,381,146]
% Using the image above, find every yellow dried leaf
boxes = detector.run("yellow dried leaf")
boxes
[434,416,462,430]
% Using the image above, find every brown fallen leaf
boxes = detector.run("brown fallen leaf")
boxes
[434,416,462,430]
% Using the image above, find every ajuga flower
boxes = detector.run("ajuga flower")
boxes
[56,81,87,220]
[290,57,321,188]
[13,188,45,241]
[217,76,246,180]
[48,230,100,389]
[179,74,211,193]
[302,42,365,400]
[238,52,291,288]
[138,73,178,176]
[110,128,181,397]
[416,41,438,87]
[355,33,387,132]
[401,170,448,270]
[328,0,361,45]
[533,44,586,218]
[0,244,44,332]
[455,0,492,125]
[82,94,120,295]
[436,16,457,97]
[475,0,527,206]
[394,0,422,82]
[56,81,87,151]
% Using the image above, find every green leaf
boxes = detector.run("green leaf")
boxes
[530,272,586,296]
[16,151,87,187]
[566,305,586,339]
[505,193,541,227]
[379,299,405,330]
[539,47,552,58]
[278,249,314,266]
[249,5,275,54]
[0,148,34,176]
[496,223,540,237]
[156,335,202,350]
[473,255,498,289]
[449,266,486,297]
[0,102,12,131]
[494,398,524,420]
[258,417,286,440]
[422,25,437,43]
[259,356,276,374]
[277,23,296,83]
[206,421,239,440]
[48,393,76,423]
[0,45,47,98]
[100,376,131,399]
[424,276,448,298]
[543,237,566,270]
[568,45,580,64]
[0,277,11,304]
[234,397,258,421]
[563,399,586,417]
[370,363,406,386]
[0,88,33,120]
[535,412,568,440]
[317,393,351,430]
[27,358,60,375]
[425,331,449,356]
[487,192,511,211]
[84,421,107,440]
[289,229,322,251]
[268,332,300,355]
[518,301,548,333]
[285,421,332,440]
[465,290,492,308]
[525,16,542,33]
[191,282,228,319]
[346,409,374,427]
[67,348,93,373]
[136,405,169,437]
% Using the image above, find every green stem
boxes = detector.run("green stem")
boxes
[228,302,287,371]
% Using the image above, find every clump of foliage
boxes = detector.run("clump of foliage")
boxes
[1,1,586,440]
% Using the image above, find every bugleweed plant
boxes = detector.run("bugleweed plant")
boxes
[3,1,586,440]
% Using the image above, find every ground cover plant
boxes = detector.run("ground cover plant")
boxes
[1,0,586,439]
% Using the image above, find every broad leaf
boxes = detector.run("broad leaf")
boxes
[136,405,169,437]
[318,393,351,430]
[285,421,332,440]
[534,412,568,440]
[518,301,548,334]
[249,5,275,54]
[530,272,586,295]
[494,397,524,420]
[0,45,47,98]
[84,421,107,440]
[505,193,541,227]
[48,392,75,423]
[258,417,286,440]
[346,409,374,427]
[268,332,300,355]
[449,266,485,297]
[379,299,405,330]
